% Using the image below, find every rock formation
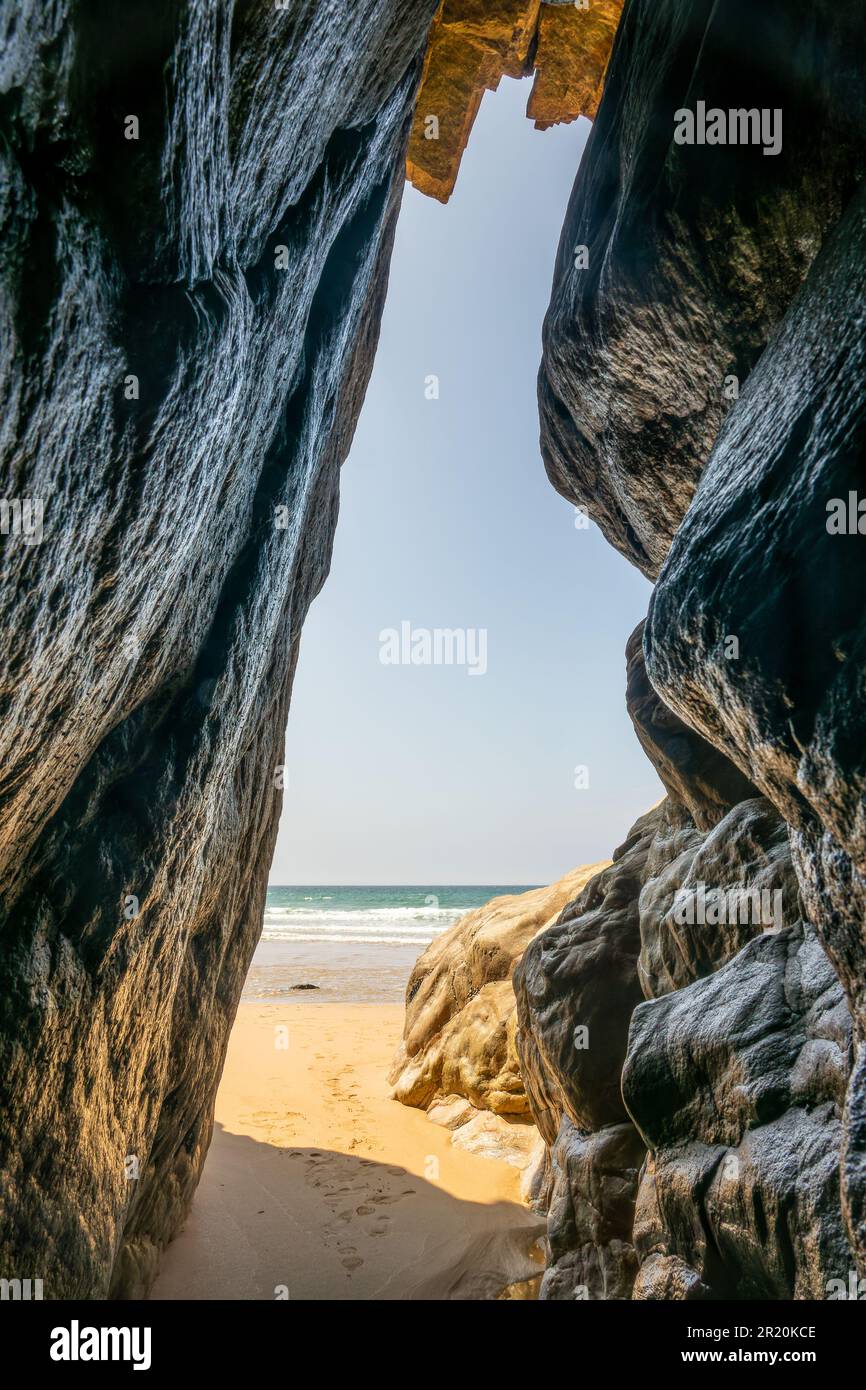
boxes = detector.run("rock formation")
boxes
[4,0,865,1308]
[390,866,602,1116]
[406,0,623,202]
[645,174,866,1285]
[0,0,439,1299]
[390,868,606,1202]
[538,0,865,577]
[513,660,854,1297]
[625,924,852,1300]
[514,0,866,1299]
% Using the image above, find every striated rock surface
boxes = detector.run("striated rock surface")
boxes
[539,0,866,577]
[541,1116,644,1300]
[520,0,866,1302]
[637,796,801,1000]
[624,926,853,1299]
[645,176,866,1275]
[390,865,603,1116]
[514,810,659,1145]
[406,0,623,203]
[0,0,438,1298]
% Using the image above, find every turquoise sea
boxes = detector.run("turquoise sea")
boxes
[262,884,538,947]
[246,885,539,1003]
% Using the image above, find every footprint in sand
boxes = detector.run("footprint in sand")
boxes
[341,1256,363,1272]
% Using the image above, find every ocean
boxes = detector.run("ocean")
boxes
[261,884,535,946]
[243,884,537,1005]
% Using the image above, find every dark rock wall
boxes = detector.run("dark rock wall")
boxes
[0,0,437,1298]
[520,0,866,1296]
[3,0,864,1307]
[538,0,865,578]
[646,173,866,1285]
[625,925,852,1300]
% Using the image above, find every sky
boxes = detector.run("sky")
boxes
[269,75,661,885]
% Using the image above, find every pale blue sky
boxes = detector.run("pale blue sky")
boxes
[269,76,661,884]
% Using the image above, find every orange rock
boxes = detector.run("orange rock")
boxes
[407,0,623,203]
[407,1,541,203]
[528,0,624,129]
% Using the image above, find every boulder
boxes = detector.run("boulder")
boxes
[390,865,604,1115]
[541,1117,644,1300]
[637,795,801,998]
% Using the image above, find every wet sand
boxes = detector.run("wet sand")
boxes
[242,938,421,1004]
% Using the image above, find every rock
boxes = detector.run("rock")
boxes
[541,1117,644,1300]
[406,0,623,202]
[645,182,866,996]
[0,0,438,1298]
[427,1096,478,1131]
[527,0,623,130]
[637,796,801,999]
[451,1110,545,1183]
[644,177,866,1267]
[625,624,797,998]
[527,0,866,1300]
[406,1,535,203]
[538,0,866,577]
[390,865,604,1115]
[514,809,661,1144]
[626,621,757,831]
[623,926,853,1298]
[512,618,855,1298]
[632,1254,710,1302]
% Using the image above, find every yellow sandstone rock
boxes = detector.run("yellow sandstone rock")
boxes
[407,0,624,202]
[389,863,607,1115]
[528,0,624,129]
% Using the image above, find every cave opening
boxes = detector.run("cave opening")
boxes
[149,73,658,1301]
[5,0,862,1326]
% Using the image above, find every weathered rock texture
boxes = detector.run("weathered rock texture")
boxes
[646,174,866,1281]
[637,795,801,1000]
[526,0,623,132]
[541,1116,644,1300]
[406,0,623,202]
[513,813,659,1297]
[390,865,603,1116]
[521,0,866,1299]
[625,926,852,1299]
[515,812,659,1145]
[0,0,438,1298]
[539,0,866,578]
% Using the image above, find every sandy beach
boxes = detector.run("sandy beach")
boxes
[151,1001,545,1300]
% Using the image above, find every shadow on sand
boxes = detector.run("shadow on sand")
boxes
[150,1124,546,1301]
